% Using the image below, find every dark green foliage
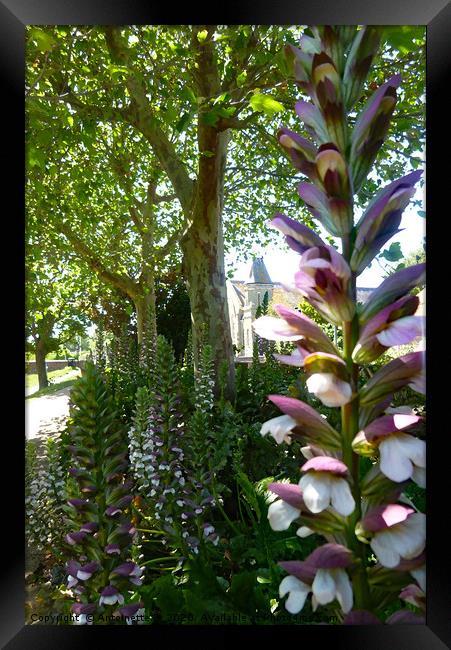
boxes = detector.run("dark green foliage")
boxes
[156,276,191,361]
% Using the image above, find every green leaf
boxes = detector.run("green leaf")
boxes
[67,115,74,128]
[175,112,191,133]
[29,28,57,53]
[236,71,247,87]
[381,241,403,262]
[197,30,208,43]
[382,26,425,54]
[249,93,284,117]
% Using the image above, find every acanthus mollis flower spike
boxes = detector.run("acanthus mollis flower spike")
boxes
[266,394,342,450]
[311,53,347,152]
[359,351,425,406]
[294,245,354,325]
[267,482,305,532]
[253,303,338,355]
[351,171,423,275]
[352,295,424,364]
[279,543,354,614]
[299,457,355,516]
[270,213,326,254]
[295,100,331,145]
[357,504,426,568]
[350,74,402,193]
[278,128,318,181]
[353,413,425,486]
[360,263,425,325]
[303,352,353,407]
[342,27,382,110]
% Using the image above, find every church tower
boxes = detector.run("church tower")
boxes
[242,257,273,356]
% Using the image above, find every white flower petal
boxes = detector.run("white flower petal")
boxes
[396,434,426,468]
[306,373,352,407]
[296,525,315,538]
[279,576,311,614]
[371,531,401,568]
[253,316,302,341]
[376,316,424,347]
[312,568,336,605]
[267,500,301,531]
[330,477,355,516]
[333,568,353,614]
[260,415,297,444]
[299,473,331,513]
[379,437,414,482]
[311,594,319,612]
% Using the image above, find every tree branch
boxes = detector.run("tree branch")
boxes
[59,221,140,300]
[103,27,195,216]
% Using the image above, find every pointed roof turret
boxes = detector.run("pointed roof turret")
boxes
[247,257,272,284]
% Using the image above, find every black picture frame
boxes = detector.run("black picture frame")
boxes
[4,0,451,647]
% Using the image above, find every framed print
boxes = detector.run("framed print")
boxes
[2,0,451,647]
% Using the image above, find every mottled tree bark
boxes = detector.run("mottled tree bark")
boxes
[181,126,234,398]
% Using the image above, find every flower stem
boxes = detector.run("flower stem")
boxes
[341,235,371,610]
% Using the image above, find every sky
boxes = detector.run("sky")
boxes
[225,185,425,289]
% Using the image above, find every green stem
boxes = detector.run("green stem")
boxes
[341,234,371,610]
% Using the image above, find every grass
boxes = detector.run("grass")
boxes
[25,367,81,399]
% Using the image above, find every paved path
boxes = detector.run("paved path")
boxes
[25,386,72,459]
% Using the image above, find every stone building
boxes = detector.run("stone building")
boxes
[226,257,376,359]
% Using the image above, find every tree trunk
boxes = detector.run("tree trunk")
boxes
[135,280,157,369]
[182,127,235,399]
[35,340,49,390]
